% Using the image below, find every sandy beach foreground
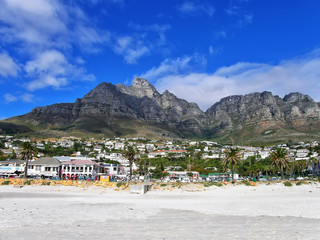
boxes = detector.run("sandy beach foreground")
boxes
[1,183,320,240]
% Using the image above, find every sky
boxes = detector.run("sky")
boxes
[1,0,320,119]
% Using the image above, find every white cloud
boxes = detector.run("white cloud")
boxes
[4,0,54,16]
[26,50,94,91]
[0,0,109,52]
[111,23,171,64]
[209,46,214,54]
[0,0,68,48]
[24,50,82,91]
[0,0,102,91]
[225,1,253,28]
[4,93,18,103]
[3,92,36,104]
[74,26,110,53]
[20,93,35,103]
[0,52,20,77]
[112,36,150,64]
[179,1,215,17]
[142,49,320,111]
[141,55,206,81]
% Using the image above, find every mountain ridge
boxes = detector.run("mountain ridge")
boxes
[2,77,320,144]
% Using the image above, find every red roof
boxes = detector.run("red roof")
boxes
[151,150,187,153]
[151,150,167,153]
[169,150,187,153]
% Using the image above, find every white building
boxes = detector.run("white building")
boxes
[102,164,119,175]
[148,150,168,158]
[0,160,25,177]
[61,159,103,179]
[28,157,61,178]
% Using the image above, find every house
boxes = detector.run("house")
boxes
[28,157,61,178]
[208,172,239,181]
[148,150,168,158]
[0,160,25,177]
[202,152,220,159]
[101,163,119,175]
[167,171,199,182]
[61,159,103,180]
[168,150,187,157]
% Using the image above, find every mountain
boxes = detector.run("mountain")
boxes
[2,78,320,144]
[205,91,320,144]
[3,78,206,139]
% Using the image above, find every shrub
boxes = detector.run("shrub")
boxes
[116,182,125,188]
[204,182,223,187]
[242,181,251,186]
[24,180,33,185]
[296,181,304,186]
[284,181,293,187]
[160,184,167,187]
[1,180,11,185]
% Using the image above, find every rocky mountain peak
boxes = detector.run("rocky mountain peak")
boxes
[283,92,313,103]
[81,82,120,104]
[116,77,160,99]
[132,77,150,87]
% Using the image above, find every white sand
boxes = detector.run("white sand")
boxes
[1,183,320,239]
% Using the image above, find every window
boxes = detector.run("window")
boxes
[45,167,50,171]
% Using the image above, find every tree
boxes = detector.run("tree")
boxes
[0,149,6,161]
[187,172,193,181]
[20,142,36,178]
[223,147,242,183]
[310,157,320,176]
[270,147,290,180]
[123,146,136,183]
[10,150,17,159]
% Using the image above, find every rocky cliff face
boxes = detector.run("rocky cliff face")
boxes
[25,77,206,136]
[7,78,320,142]
[205,91,320,138]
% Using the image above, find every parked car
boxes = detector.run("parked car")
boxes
[258,178,267,181]
[269,177,279,181]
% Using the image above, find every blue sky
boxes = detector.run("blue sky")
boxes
[1,0,320,119]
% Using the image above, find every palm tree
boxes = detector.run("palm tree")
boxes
[270,147,290,180]
[310,157,320,176]
[123,146,136,183]
[20,142,36,178]
[223,147,242,183]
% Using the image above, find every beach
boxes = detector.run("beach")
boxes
[1,182,320,239]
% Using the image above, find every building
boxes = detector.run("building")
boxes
[0,160,25,177]
[148,150,168,158]
[28,157,61,178]
[61,159,103,180]
[167,171,199,182]
[208,172,239,181]
[101,163,119,175]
